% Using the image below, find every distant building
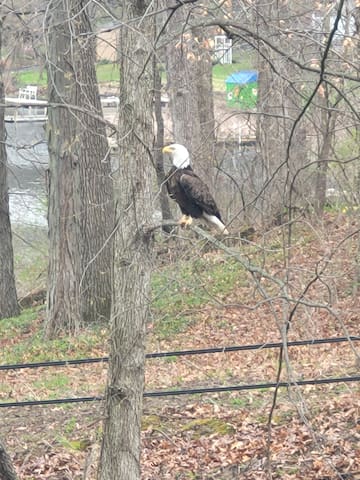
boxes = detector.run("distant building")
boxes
[214,35,233,64]
[225,71,258,109]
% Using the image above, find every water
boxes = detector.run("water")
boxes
[6,121,48,227]
[5,121,257,228]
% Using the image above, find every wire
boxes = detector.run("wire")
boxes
[144,375,360,397]
[0,375,359,408]
[0,397,103,408]
[0,356,109,371]
[1,336,359,371]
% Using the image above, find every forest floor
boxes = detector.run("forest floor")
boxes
[1,211,360,479]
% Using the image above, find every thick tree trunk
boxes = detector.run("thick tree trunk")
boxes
[44,0,114,337]
[313,13,335,216]
[98,1,155,479]
[165,5,215,186]
[255,1,308,223]
[314,89,336,216]
[193,26,216,185]
[0,19,20,320]
[351,6,360,195]
[0,438,18,480]
[351,6,360,296]
[165,13,202,155]
[153,59,172,232]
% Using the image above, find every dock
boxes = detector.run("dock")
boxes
[5,85,122,123]
[5,86,170,123]
[5,95,120,124]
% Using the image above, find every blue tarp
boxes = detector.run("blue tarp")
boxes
[225,70,258,85]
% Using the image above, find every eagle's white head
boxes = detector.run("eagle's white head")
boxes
[162,143,190,169]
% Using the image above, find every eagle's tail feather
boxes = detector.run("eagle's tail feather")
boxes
[202,213,229,235]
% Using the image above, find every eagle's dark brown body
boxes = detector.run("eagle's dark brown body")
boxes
[165,166,223,221]
[162,143,229,234]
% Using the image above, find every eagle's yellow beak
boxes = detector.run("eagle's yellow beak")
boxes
[162,145,173,154]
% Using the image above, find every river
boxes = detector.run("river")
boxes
[6,121,48,227]
[5,119,257,229]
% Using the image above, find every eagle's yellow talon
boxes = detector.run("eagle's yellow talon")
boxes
[178,215,193,228]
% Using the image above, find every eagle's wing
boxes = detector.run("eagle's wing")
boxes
[165,166,177,200]
[179,171,221,219]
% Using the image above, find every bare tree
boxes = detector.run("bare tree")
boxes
[164,2,216,186]
[0,15,20,320]
[98,0,155,478]
[153,58,172,232]
[313,83,337,215]
[193,24,216,178]
[44,0,114,337]
[352,2,360,193]
[254,0,309,223]
[350,1,360,295]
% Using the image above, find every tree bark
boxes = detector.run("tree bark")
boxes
[98,1,155,479]
[313,10,336,216]
[193,25,216,185]
[153,58,172,232]
[255,0,308,223]
[165,4,215,186]
[351,5,360,296]
[44,0,114,337]
[0,17,20,320]
[355,3,360,195]
[0,438,18,480]
[314,84,336,215]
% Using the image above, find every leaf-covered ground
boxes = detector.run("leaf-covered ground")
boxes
[1,212,359,479]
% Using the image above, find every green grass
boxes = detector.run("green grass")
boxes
[32,372,71,393]
[14,58,255,92]
[95,62,120,83]
[212,53,256,91]
[151,256,247,338]
[180,417,235,437]
[0,308,40,341]
[0,251,248,363]
[13,225,48,297]
[14,63,120,89]
[0,308,108,364]
[15,67,48,87]
[58,436,92,452]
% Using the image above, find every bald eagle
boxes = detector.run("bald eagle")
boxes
[162,144,229,235]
